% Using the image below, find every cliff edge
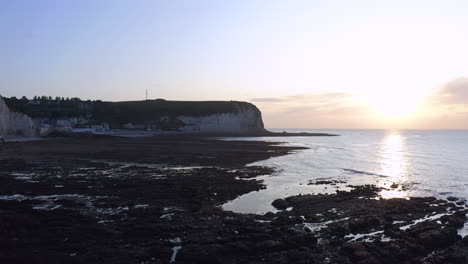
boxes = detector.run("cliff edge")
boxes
[177,101,265,133]
[0,96,36,137]
[91,100,266,133]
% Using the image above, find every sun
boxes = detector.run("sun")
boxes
[367,92,420,118]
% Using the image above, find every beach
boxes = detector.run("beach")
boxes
[0,135,467,263]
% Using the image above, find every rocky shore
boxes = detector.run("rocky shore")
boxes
[0,136,467,263]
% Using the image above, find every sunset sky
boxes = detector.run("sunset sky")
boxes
[2,0,468,129]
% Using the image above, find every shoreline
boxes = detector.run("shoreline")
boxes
[0,136,467,263]
[70,129,339,138]
[0,130,339,142]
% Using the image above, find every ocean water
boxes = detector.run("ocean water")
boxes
[222,129,468,214]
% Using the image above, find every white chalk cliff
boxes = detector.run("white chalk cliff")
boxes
[0,96,37,136]
[177,102,265,133]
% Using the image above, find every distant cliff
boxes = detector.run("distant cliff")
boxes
[94,100,266,133]
[177,101,265,133]
[0,96,36,136]
[2,98,266,134]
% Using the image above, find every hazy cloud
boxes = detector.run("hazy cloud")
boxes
[251,92,355,105]
[250,92,374,128]
[252,78,468,129]
[250,98,287,103]
[435,77,468,105]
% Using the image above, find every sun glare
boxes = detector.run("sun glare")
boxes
[367,93,420,118]
[377,132,409,199]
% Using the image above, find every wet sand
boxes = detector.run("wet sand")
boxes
[0,136,467,263]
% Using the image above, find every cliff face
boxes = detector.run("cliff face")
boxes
[0,96,36,137]
[177,102,265,133]
[1,98,265,135]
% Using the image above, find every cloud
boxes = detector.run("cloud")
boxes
[419,77,468,118]
[251,92,367,114]
[251,78,468,129]
[434,77,468,105]
[250,92,375,128]
[250,97,287,103]
[251,92,356,105]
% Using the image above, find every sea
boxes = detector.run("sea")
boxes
[222,129,468,215]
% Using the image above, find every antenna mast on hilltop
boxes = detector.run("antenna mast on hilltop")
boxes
[146,89,148,100]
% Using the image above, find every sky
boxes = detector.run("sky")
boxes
[1,0,468,129]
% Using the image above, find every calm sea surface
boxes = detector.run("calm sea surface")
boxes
[222,129,468,214]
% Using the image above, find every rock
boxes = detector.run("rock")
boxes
[348,217,380,233]
[446,249,468,263]
[254,240,281,250]
[417,228,458,249]
[357,256,381,264]
[343,243,374,262]
[441,213,466,228]
[286,248,313,261]
[272,215,301,226]
[285,233,317,248]
[447,196,458,202]
[272,199,289,210]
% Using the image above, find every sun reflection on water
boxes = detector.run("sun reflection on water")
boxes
[378,132,409,199]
